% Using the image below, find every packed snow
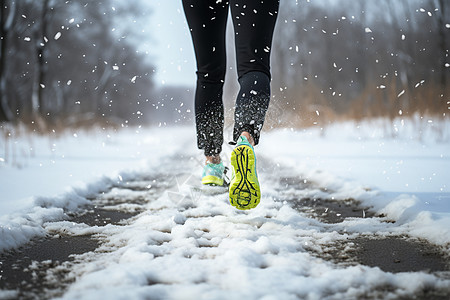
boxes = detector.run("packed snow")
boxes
[1,118,449,298]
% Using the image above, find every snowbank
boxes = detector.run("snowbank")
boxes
[0,126,196,251]
[260,117,450,245]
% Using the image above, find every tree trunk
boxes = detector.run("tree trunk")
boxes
[36,0,50,117]
[437,0,448,90]
[0,0,15,122]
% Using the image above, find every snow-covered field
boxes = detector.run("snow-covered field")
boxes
[1,117,449,299]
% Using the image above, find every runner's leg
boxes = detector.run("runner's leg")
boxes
[182,0,229,156]
[229,0,279,145]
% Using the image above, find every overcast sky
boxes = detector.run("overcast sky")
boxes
[145,1,196,87]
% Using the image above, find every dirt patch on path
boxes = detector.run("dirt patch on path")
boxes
[277,172,450,300]
[291,199,450,299]
[355,237,449,273]
[0,236,98,299]
[0,176,160,299]
[289,196,449,273]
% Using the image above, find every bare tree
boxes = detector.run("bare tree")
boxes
[436,0,448,90]
[0,0,156,128]
[0,0,16,122]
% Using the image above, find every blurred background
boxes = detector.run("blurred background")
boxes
[0,0,448,132]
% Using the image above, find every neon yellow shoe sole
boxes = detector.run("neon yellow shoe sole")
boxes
[229,144,260,210]
[202,175,224,186]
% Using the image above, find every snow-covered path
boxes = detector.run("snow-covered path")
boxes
[1,121,450,299]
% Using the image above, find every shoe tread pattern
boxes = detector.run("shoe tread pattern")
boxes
[229,145,260,210]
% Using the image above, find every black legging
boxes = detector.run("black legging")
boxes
[182,0,279,156]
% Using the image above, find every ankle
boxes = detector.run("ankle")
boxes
[205,155,221,165]
[240,131,255,146]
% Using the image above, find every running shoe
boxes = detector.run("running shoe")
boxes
[229,136,260,210]
[202,162,225,186]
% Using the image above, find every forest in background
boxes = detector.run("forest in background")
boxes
[266,0,449,128]
[0,0,449,134]
[0,0,155,131]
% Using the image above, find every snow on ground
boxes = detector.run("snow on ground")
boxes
[0,126,173,214]
[0,126,186,250]
[260,117,450,245]
[1,117,450,298]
